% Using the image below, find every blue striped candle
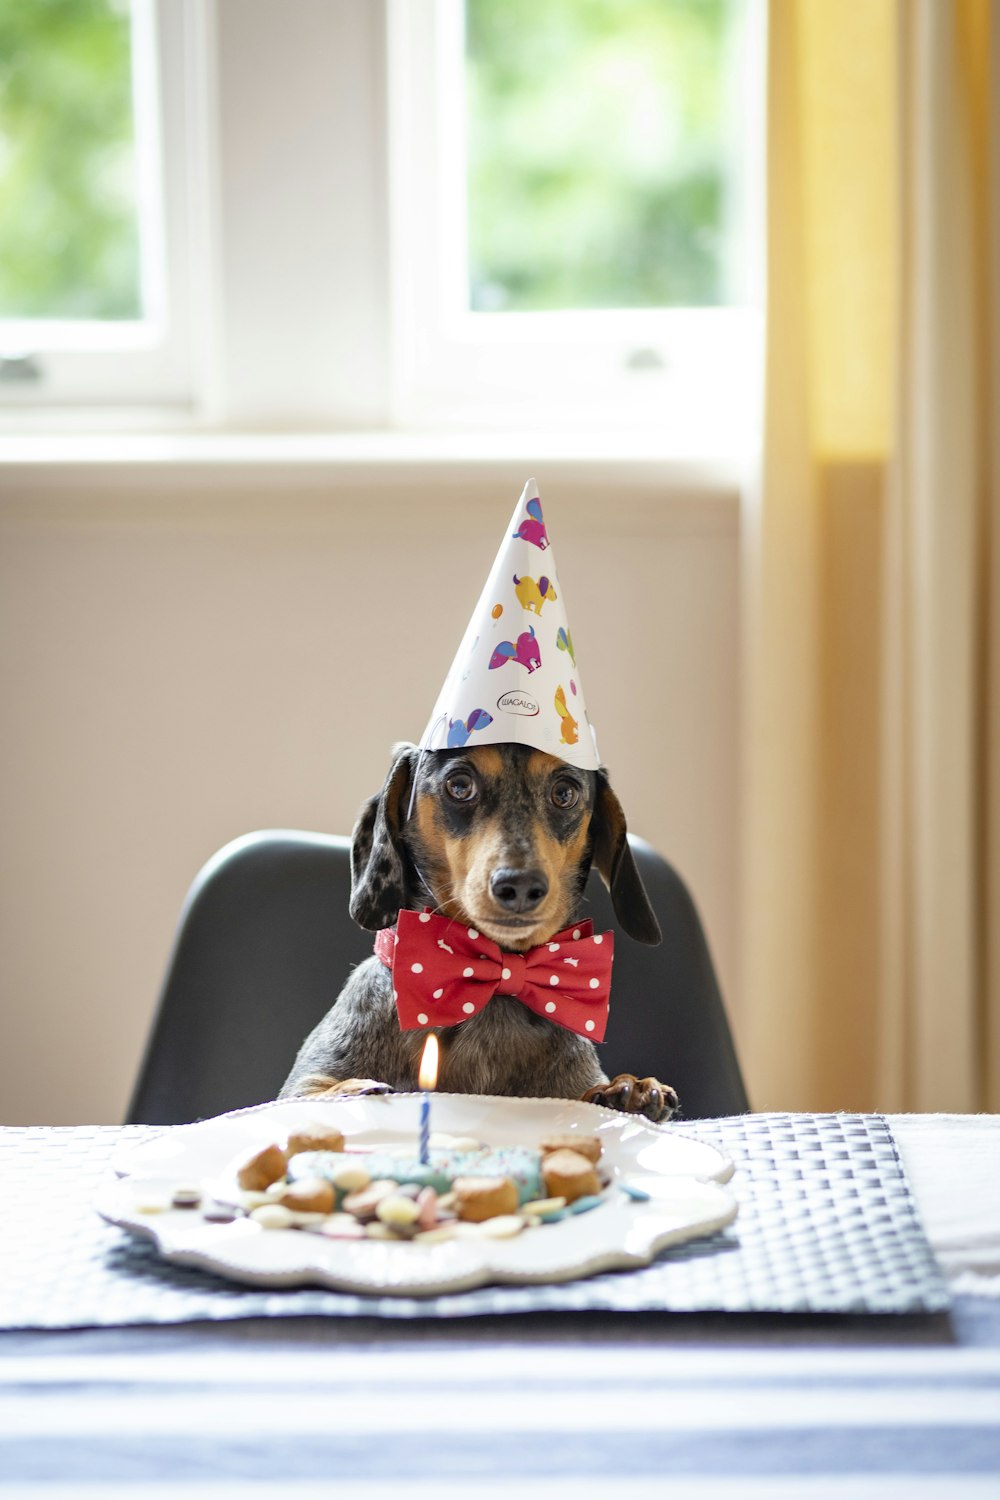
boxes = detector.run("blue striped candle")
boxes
[417,1033,439,1166]
[419,1093,430,1165]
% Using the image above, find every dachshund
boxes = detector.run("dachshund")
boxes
[279,742,679,1122]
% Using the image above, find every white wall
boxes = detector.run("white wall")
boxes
[0,455,741,1123]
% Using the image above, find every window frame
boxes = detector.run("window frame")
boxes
[0,0,204,412]
[0,0,764,450]
[386,0,765,445]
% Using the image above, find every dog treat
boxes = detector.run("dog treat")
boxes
[471,1213,525,1239]
[567,1194,604,1215]
[190,1120,612,1247]
[202,1200,239,1223]
[287,1124,346,1157]
[170,1186,202,1209]
[277,1177,336,1215]
[416,1185,440,1230]
[541,1147,602,1203]
[521,1195,567,1219]
[133,1191,171,1215]
[237,1143,289,1192]
[341,1179,399,1221]
[249,1203,296,1230]
[414,1223,461,1245]
[323,1163,371,1195]
[375,1194,423,1228]
[452,1175,520,1222]
[364,1222,401,1241]
[619,1180,651,1202]
[313,1214,366,1240]
[539,1133,603,1165]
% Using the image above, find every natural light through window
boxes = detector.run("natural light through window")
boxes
[0,0,196,407]
[465,0,747,315]
[0,0,762,438]
[0,0,143,324]
[389,0,763,441]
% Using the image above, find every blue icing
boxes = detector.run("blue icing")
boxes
[289,1147,543,1204]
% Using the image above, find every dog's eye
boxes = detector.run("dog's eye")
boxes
[445,772,478,803]
[551,779,580,810]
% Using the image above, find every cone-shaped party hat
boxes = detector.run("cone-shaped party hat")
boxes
[420,480,600,769]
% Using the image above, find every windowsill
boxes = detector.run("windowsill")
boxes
[0,423,755,495]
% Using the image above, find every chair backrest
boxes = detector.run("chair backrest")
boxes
[127,830,749,1125]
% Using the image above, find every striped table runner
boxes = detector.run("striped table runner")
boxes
[1,1336,998,1494]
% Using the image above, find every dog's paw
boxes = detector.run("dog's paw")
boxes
[296,1074,393,1099]
[581,1074,679,1123]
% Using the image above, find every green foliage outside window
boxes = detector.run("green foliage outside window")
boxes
[0,0,140,321]
[0,0,738,326]
[466,0,739,312]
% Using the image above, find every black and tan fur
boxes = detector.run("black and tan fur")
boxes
[280,742,678,1121]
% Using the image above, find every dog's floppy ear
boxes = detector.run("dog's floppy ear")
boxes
[591,772,662,945]
[349,743,419,931]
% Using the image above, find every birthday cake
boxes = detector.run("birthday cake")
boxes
[288,1145,545,1204]
[186,1121,611,1242]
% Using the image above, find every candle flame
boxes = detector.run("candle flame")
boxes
[418,1032,440,1091]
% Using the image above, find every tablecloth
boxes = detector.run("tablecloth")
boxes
[0,1112,996,1497]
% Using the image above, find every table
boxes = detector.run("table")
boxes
[1,1113,997,1497]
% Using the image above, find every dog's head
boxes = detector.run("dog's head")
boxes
[349,742,661,950]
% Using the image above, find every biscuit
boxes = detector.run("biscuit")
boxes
[541,1148,601,1203]
[236,1143,289,1192]
[539,1132,602,1165]
[287,1124,346,1157]
[452,1175,519,1222]
[342,1180,398,1221]
[277,1177,335,1215]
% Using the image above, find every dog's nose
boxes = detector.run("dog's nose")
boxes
[490,867,549,914]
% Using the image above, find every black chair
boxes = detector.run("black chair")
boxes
[127,830,749,1125]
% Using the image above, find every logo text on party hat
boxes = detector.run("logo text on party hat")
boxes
[497,691,540,718]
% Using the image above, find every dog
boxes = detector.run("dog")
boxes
[279,741,679,1122]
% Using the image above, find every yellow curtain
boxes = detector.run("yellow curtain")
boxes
[741,0,998,1112]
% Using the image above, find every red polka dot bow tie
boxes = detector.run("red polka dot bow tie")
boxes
[374,908,614,1042]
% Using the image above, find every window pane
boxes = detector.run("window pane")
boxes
[466,0,745,313]
[0,0,141,320]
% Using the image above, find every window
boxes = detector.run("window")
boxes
[0,0,763,443]
[0,0,197,409]
[389,0,763,441]
[465,0,746,314]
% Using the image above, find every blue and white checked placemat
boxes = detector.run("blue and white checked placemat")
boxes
[0,1112,949,1325]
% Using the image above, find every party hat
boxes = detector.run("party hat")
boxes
[420,480,600,769]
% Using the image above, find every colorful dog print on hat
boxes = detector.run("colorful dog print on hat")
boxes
[513,573,557,616]
[489,625,542,674]
[446,708,494,747]
[554,684,579,745]
[556,626,575,666]
[512,497,550,551]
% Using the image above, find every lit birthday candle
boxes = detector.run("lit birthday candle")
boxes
[417,1032,440,1166]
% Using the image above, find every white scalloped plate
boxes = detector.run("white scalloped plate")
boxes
[98,1094,737,1298]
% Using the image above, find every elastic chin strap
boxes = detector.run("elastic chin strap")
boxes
[404,714,447,907]
[405,714,446,824]
[407,854,436,912]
